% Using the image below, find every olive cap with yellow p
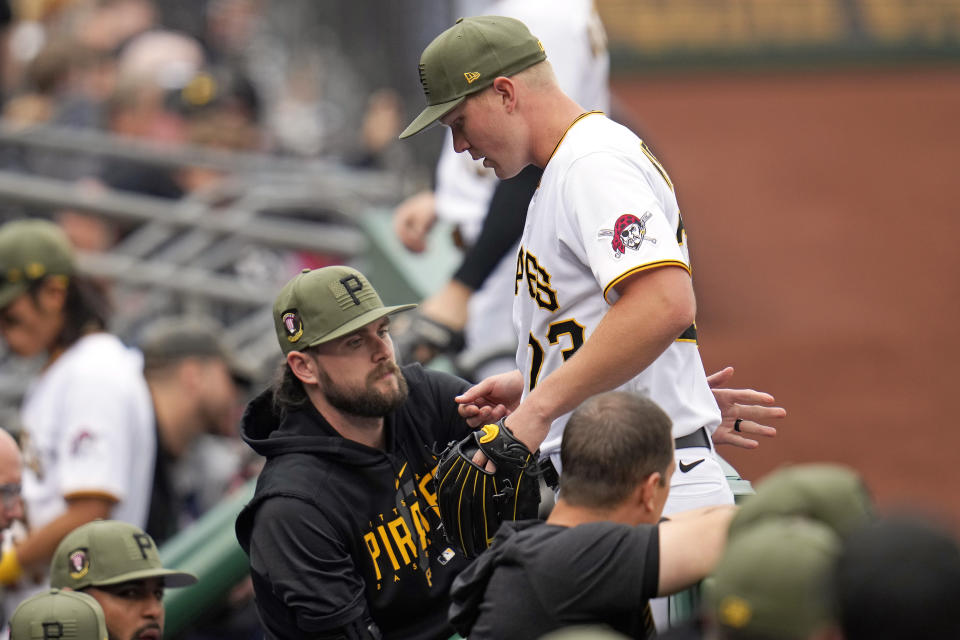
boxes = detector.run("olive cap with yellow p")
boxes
[707,518,840,640]
[10,589,108,640]
[49,520,197,591]
[399,15,546,139]
[0,219,75,309]
[273,266,415,355]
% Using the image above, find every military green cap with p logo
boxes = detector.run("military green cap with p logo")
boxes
[0,219,75,309]
[399,15,547,139]
[50,520,197,591]
[273,266,415,355]
[10,589,108,640]
[707,518,840,639]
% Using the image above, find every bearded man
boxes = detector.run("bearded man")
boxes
[235,266,475,640]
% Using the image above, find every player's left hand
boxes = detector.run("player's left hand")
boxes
[707,366,785,449]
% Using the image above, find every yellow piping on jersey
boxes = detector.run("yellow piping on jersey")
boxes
[603,260,691,304]
[539,111,605,187]
[62,489,121,503]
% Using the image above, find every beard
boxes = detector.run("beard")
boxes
[317,361,409,418]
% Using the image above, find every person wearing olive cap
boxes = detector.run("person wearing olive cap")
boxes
[0,220,154,616]
[48,520,196,640]
[707,518,843,640]
[403,16,779,541]
[235,266,478,639]
[10,589,108,640]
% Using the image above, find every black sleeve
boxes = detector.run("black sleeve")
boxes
[248,497,372,636]
[642,525,661,599]
[425,368,473,444]
[397,364,472,446]
[452,165,543,290]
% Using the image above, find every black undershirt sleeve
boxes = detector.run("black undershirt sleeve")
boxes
[452,165,543,290]
[642,526,661,599]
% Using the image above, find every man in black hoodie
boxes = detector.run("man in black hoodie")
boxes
[235,266,474,640]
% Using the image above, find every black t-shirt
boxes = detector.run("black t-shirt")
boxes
[451,520,660,639]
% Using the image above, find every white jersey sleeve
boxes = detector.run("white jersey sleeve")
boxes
[55,364,143,501]
[561,150,689,305]
[515,115,721,460]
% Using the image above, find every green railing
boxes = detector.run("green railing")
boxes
[159,479,256,638]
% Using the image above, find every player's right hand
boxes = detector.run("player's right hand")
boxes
[456,370,524,427]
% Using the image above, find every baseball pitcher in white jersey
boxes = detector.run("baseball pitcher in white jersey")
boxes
[393,0,610,379]
[401,17,783,517]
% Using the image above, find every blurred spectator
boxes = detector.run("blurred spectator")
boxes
[9,588,108,640]
[0,220,155,617]
[662,463,876,639]
[707,518,843,640]
[137,315,251,545]
[97,28,206,200]
[449,391,736,639]
[834,516,960,640]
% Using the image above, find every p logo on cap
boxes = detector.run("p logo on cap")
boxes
[271,266,416,355]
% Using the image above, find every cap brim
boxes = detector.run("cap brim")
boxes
[305,303,417,348]
[91,568,199,589]
[0,282,27,309]
[399,97,465,139]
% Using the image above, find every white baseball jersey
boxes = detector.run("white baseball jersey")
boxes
[514,113,723,461]
[7,333,155,612]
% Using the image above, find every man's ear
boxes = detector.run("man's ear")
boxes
[491,76,517,111]
[639,472,662,514]
[287,351,320,387]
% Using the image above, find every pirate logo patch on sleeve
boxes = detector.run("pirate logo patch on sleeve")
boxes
[598,212,657,259]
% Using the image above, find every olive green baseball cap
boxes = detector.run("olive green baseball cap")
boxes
[399,15,547,139]
[728,463,874,540]
[50,520,197,590]
[273,266,415,355]
[138,315,258,384]
[10,589,108,640]
[0,219,75,309]
[707,518,840,639]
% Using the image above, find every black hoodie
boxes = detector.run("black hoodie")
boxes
[236,364,472,639]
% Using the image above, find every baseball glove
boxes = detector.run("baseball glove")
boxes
[435,419,541,558]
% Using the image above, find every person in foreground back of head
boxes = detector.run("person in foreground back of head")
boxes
[10,589,107,640]
[834,516,960,640]
[659,462,875,640]
[449,391,736,639]
[0,220,155,612]
[235,266,478,639]
[706,518,843,640]
[48,520,197,640]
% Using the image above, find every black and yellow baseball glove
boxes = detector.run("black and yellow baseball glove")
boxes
[435,419,541,558]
